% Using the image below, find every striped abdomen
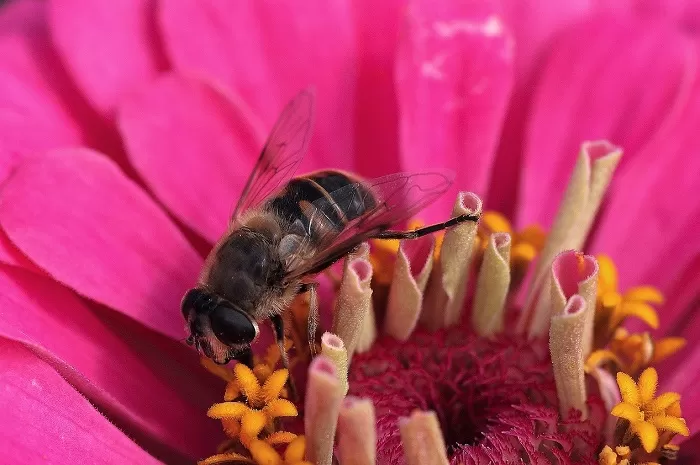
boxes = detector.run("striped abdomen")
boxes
[266,170,376,240]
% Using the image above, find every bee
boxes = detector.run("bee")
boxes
[181,88,480,370]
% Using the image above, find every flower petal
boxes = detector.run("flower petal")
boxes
[648,392,682,414]
[588,77,700,295]
[517,14,696,229]
[264,398,299,419]
[0,0,84,184]
[207,402,249,420]
[659,330,700,433]
[118,74,262,243]
[623,286,665,304]
[617,372,641,406]
[487,1,593,214]
[261,369,290,404]
[0,148,202,340]
[159,0,357,173]
[395,0,514,222]
[632,420,659,453]
[638,367,658,405]
[650,415,690,437]
[0,265,221,462]
[48,0,165,114]
[0,340,163,465]
[351,0,403,177]
[0,227,40,271]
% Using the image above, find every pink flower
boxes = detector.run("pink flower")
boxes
[0,0,698,464]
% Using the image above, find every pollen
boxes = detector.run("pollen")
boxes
[593,255,665,348]
[200,344,306,465]
[586,328,687,376]
[475,211,546,287]
[609,367,689,457]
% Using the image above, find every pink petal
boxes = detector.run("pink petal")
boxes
[351,0,404,177]
[118,74,263,243]
[588,79,700,293]
[395,0,514,222]
[654,259,700,428]
[0,148,202,340]
[0,0,84,184]
[0,340,164,465]
[0,265,222,462]
[159,0,356,173]
[48,0,166,115]
[516,14,696,228]
[0,227,40,271]
[487,0,593,215]
[658,314,700,433]
[600,0,700,33]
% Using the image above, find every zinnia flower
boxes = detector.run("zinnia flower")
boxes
[0,1,699,464]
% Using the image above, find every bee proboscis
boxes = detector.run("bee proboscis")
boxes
[181,88,480,374]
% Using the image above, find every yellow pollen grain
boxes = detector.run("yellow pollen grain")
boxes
[598,445,617,465]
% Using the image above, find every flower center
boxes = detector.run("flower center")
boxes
[347,323,602,464]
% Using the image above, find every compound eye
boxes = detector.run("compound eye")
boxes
[210,305,258,346]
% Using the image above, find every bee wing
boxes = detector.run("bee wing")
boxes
[232,88,316,220]
[285,171,454,280]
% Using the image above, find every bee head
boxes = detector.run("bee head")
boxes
[181,288,260,360]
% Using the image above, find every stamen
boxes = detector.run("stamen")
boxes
[304,356,344,465]
[423,192,482,330]
[398,410,449,465]
[550,294,589,418]
[520,141,622,334]
[370,219,425,286]
[321,332,349,395]
[472,232,511,336]
[384,236,435,340]
[608,367,689,457]
[337,397,377,465]
[200,344,303,465]
[544,251,598,357]
[332,255,374,359]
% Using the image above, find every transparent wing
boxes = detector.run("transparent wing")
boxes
[232,88,316,219]
[284,171,454,280]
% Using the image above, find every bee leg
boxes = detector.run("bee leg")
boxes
[271,314,298,401]
[309,282,320,357]
[372,212,480,240]
[299,282,320,357]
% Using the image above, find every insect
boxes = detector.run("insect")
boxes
[181,88,480,372]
